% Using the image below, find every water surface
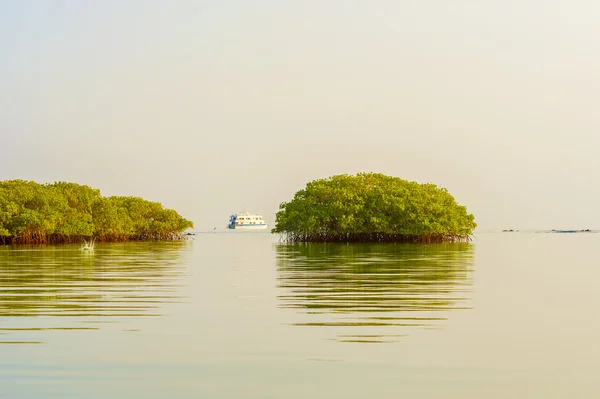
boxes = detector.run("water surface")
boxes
[276,242,474,343]
[1,232,599,398]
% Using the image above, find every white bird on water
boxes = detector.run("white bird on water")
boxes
[80,239,95,252]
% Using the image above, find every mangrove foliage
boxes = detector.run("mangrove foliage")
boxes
[0,180,193,245]
[272,173,476,243]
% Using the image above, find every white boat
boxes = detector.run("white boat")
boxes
[227,212,268,230]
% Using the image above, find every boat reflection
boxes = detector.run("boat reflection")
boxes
[276,242,474,343]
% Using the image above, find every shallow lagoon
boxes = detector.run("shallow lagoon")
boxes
[1,232,599,398]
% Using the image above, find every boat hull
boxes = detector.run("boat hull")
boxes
[228,224,268,230]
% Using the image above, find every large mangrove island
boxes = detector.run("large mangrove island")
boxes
[272,173,476,243]
[0,180,193,245]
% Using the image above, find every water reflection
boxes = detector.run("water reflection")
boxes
[0,241,189,343]
[276,243,474,343]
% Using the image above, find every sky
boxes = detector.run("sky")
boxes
[1,0,600,231]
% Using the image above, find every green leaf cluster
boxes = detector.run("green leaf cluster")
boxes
[0,180,193,244]
[272,173,476,243]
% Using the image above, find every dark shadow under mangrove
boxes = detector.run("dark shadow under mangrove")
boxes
[277,232,472,243]
[1,232,191,246]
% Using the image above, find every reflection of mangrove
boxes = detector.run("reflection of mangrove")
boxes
[276,243,474,343]
[0,242,188,343]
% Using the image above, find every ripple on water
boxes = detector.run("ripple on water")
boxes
[0,241,189,344]
[276,242,475,343]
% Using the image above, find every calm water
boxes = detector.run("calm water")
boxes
[1,232,599,398]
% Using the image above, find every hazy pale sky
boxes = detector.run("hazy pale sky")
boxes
[1,0,599,231]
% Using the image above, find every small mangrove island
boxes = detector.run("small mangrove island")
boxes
[0,180,193,245]
[272,173,476,243]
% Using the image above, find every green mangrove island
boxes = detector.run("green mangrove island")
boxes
[0,180,193,245]
[272,173,476,243]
